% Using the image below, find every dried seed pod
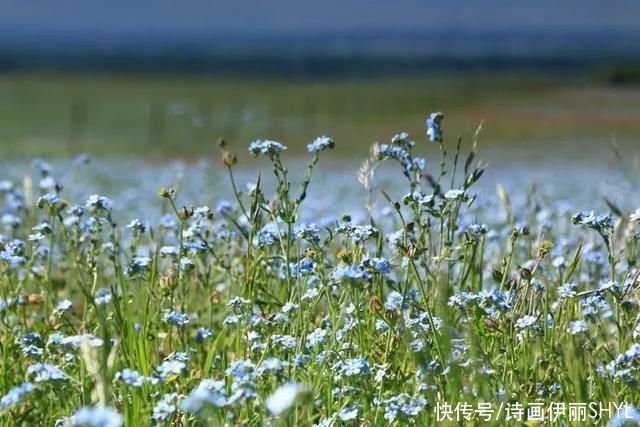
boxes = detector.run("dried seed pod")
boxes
[27,293,44,305]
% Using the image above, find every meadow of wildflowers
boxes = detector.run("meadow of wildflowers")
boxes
[1,114,639,426]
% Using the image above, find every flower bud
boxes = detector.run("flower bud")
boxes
[222,150,237,166]
[178,206,194,221]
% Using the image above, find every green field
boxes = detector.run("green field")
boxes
[0,72,639,160]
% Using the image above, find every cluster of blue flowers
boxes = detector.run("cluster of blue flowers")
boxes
[306,135,335,153]
[248,139,287,157]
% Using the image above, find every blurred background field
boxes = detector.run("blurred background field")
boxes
[0,71,639,160]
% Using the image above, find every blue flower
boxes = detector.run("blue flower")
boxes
[163,311,190,327]
[194,327,214,343]
[295,222,321,243]
[315,417,336,427]
[249,140,287,158]
[179,257,195,271]
[375,142,424,173]
[332,265,371,283]
[290,258,316,277]
[610,406,640,427]
[306,328,328,350]
[581,293,612,319]
[224,360,259,406]
[152,393,179,422]
[568,320,588,335]
[377,393,428,422]
[223,314,240,326]
[0,382,34,411]
[256,226,278,248]
[272,335,298,350]
[279,302,297,314]
[56,299,73,313]
[0,240,27,269]
[216,200,233,215]
[2,213,21,228]
[558,283,577,299]
[307,136,335,153]
[257,357,288,376]
[28,232,46,241]
[181,379,227,413]
[0,253,26,269]
[227,296,251,312]
[403,192,429,208]
[334,358,370,377]
[95,287,113,305]
[114,369,145,387]
[27,363,68,382]
[301,288,320,301]
[159,214,177,230]
[338,405,359,421]
[19,332,42,346]
[39,176,57,191]
[515,315,537,330]
[266,382,306,415]
[410,339,425,352]
[32,158,51,176]
[571,210,596,225]
[572,211,615,242]
[384,291,404,311]
[225,359,257,381]
[361,257,391,275]
[425,112,444,142]
[375,319,390,332]
[69,406,123,427]
[51,334,103,350]
[391,132,415,149]
[159,246,179,258]
[293,354,311,368]
[165,351,190,362]
[67,204,85,217]
[444,189,468,202]
[37,193,60,209]
[350,225,378,243]
[594,213,614,234]
[126,219,147,235]
[85,194,113,212]
[376,143,409,163]
[272,313,289,325]
[126,256,152,276]
[22,345,43,357]
[414,156,427,171]
[32,222,52,234]
[155,360,187,381]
